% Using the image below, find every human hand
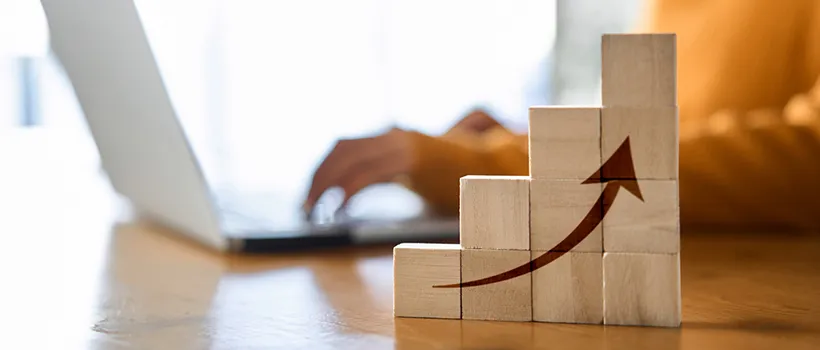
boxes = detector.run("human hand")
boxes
[303,128,415,217]
[446,108,501,135]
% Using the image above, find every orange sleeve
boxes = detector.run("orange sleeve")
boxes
[402,0,820,224]
[399,127,528,216]
[657,0,820,229]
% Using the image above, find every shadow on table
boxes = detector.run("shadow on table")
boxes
[394,318,684,350]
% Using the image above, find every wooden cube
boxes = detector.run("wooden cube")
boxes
[602,106,679,180]
[603,252,681,327]
[603,179,679,253]
[601,34,676,107]
[460,176,530,250]
[529,107,601,180]
[462,249,532,321]
[532,251,603,324]
[531,179,602,252]
[393,243,461,319]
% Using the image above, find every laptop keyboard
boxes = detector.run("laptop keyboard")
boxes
[217,206,272,232]
[211,191,343,235]
[212,193,287,233]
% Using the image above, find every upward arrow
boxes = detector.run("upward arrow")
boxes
[434,137,644,289]
[583,136,643,200]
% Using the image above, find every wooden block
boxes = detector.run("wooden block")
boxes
[529,107,601,180]
[601,33,676,107]
[602,106,679,180]
[603,252,681,327]
[462,249,532,321]
[460,176,530,250]
[393,243,461,319]
[530,179,602,252]
[532,251,603,324]
[603,179,679,253]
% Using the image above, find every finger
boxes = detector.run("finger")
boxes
[337,148,410,208]
[337,171,392,209]
[449,109,500,134]
[464,111,499,132]
[305,136,387,207]
[306,139,357,206]
[308,129,410,206]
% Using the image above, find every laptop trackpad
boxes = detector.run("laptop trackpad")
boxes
[342,183,426,221]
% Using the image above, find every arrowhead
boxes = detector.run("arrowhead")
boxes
[582,137,644,201]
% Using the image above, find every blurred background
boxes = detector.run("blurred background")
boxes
[2,2,819,348]
[0,0,641,202]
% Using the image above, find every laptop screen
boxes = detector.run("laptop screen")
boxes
[44,0,553,238]
[135,0,551,234]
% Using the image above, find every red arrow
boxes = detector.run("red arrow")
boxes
[434,137,644,288]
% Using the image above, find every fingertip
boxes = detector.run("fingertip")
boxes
[333,200,350,220]
[302,199,315,217]
[338,194,353,212]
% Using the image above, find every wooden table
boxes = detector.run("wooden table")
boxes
[3,129,820,349]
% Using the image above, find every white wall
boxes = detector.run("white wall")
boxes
[0,59,20,128]
[6,0,643,200]
[552,0,643,105]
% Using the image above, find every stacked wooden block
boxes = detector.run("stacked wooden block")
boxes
[393,33,681,327]
[598,33,680,327]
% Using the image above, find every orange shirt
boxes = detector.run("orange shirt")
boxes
[402,0,820,229]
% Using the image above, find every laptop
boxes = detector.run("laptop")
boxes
[39,0,458,252]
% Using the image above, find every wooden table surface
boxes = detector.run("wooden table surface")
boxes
[3,129,820,349]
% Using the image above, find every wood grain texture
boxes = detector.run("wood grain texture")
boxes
[461,249,532,321]
[603,252,681,327]
[12,128,820,350]
[604,179,679,253]
[602,33,676,107]
[529,106,602,180]
[393,243,461,319]
[459,176,530,250]
[602,106,679,180]
[531,179,602,252]
[532,251,603,324]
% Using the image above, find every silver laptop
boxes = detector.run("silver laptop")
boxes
[39,0,458,252]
